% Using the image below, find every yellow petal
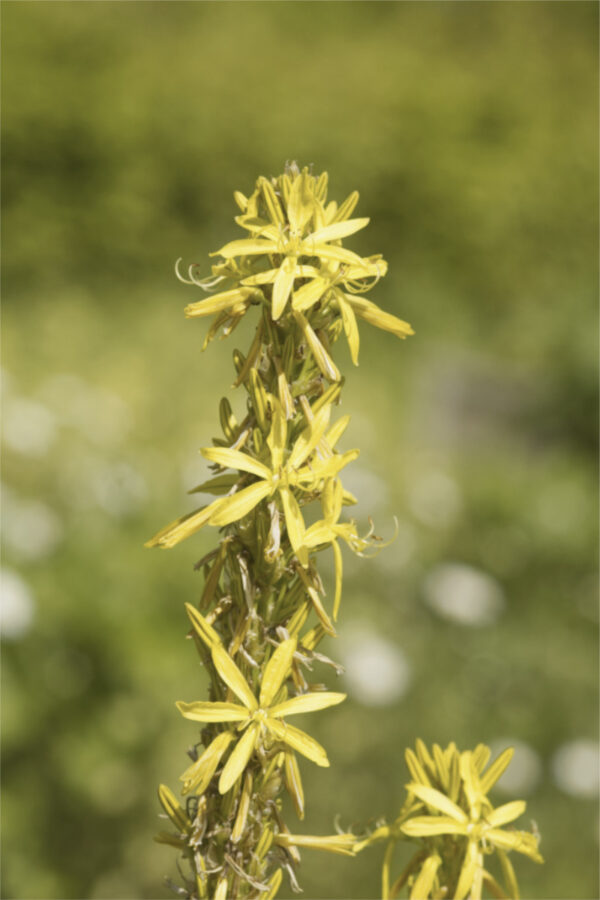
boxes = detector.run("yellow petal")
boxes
[272,256,298,320]
[275,832,356,856]
[310,217,369,245]
[410,853,442,900]
[487,828,543,863]
[324,415,351,453]
[287,170,314,233]
[180,731,235,795]
[145,501,221,549]
[279,486,307,559]
[293,310,340,382]
[267,719,329,767]
[486,800,526,828]
[405,748,432,787]
[211,643,257,710]
[218,724,259,793]
[241,268,279,285]
[260,177,285,226]
[157,784,190,833]
[265,869,283,900]
[176,700,249,723]
[185,602,221,648]
[292,276,329,313]
[189,473,239,495]
[288,405,331,469]
[401,816,468,838]
[332,539,343,620]
[184,287,254,319]
[259,637,297,707]
[270,691,346,718]
[497,849,520,898]
[407,784,468,823]
[308,244,364,266]
[212,238,277,259]
[208,480,272,526]
[201,446,271,480]
[480,747,514,794]
[344,293,414,339]
[332,190,359,222]
[455,839,479,900]
[303,521,335,549]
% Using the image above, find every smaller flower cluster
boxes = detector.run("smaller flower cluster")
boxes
[354,740,543,899]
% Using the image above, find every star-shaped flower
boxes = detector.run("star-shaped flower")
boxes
[176,627,345,794]
[146,399,358,562]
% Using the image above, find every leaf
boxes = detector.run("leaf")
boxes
[208,480,272,526]
[270,691,346,718]
[260,637,297,707]
[218,724,258,793]
[212,643,257,710]
[175,700,249,723]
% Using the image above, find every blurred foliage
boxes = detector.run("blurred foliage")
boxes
[1,3,597,899]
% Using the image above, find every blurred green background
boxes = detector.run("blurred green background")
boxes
[2,3,597,899]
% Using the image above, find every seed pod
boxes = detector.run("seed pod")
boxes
[219,397,238,442]
[249,367,269,431]
[284,751,305,820]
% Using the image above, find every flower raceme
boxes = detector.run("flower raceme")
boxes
[175,617,345,794]
[151,165,415,899]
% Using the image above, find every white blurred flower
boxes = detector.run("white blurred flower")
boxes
[1,569,35,640]
[552,739,599,798]
[2,398,57,457]
[408,469,462,528]
[340,465,388,516]
[39,374,130,447]
[2,490,63,560]
[91,462,147,518]
[488,738,542,795]
[422,563,505,627]
[340,623,411,706]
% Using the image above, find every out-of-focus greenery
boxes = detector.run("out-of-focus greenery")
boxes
[2,3,597,899]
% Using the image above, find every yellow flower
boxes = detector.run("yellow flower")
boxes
[146,399,358,561]
[176,630,345,794]
[178,165,414,367]
[358,741,542,900]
